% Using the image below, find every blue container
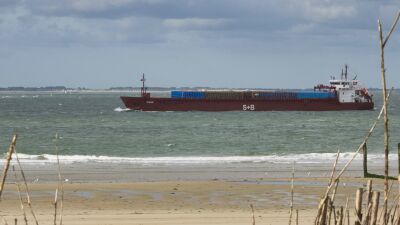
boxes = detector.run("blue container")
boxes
[171,91,205,99]
[171,91,184,98]
[296,91,336,99]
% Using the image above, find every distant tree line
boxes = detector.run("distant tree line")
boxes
[0,86,69,91]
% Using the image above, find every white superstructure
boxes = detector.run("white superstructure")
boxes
[315,65,372,103]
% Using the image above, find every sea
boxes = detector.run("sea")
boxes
[0,90,399,166]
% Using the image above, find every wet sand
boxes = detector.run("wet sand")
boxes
[3,156,398,183]
[0,157,397,224]
[0,177,394,225]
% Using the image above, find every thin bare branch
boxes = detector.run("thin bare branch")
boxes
[12,166,28,225]
[316,88,393,215]
[398,175,400,225]
[328,150,340,187]
[383,11,400,47]
[250,204,255,225]
[289,162,295,225]
[330,179,340,204]
[0,134,17,200]
[55,133,64,225]
[54,188,58,225]
[14,150,39,225]
[379,181,395,224]
[378,18,390,224]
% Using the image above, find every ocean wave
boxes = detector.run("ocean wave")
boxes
[1,95,40,99]
[114,107,131,112]
[4,152,395,165]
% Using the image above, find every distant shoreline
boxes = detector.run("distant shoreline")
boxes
[0,87,386,92]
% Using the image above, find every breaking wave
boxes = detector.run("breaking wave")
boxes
[3,152,394,166]
[114,107,131,112]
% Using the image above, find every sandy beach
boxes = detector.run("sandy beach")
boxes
[0,180,343,225]
[0,156,399,224]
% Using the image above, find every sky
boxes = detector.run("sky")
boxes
[0,0,399,89]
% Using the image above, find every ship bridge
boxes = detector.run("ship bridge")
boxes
[327,65,371,103]
[329,79,360,91]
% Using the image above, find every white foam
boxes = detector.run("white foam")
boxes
[5,152,395,166]
[114,107,131,112]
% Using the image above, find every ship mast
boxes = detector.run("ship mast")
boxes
[341,68,344,80]
[140,73,147,97]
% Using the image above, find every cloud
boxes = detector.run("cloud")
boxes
[26,0,239,19]
[0,0,20,7]
[0,0,398,48]
[295,0,356,21]
[163,18,231,30]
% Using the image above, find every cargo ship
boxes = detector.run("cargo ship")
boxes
[120,65,373,111]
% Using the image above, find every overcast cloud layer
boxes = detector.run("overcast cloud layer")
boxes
[0,0,399,88]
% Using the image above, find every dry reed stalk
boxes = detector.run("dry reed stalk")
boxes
[379,181,396,224]
[362,202,373,225]
[320,198,328,225]
[366,180,373,222]
[383,192,400,225]
[355,188,363,225]
[367,180,372,204]
[315,152,340,224]
[347,209,350,225]
[289,162,295,225]
[296,209,299,225]
[344,197,349,225]
[12,166,28,225]
[316,88,393,220]
[14,150,39,225]
[332,206,337,225]
[55,133,64,225]
[316,197,325,225]
[370,191,380,225]
[389,205,398,225]
[338,207,344,225]
[378,19,389,224]
[328,202,333,225]
[382,11,400,48]
[354,208,363,225]
[54,188,58,225]
[331,179,340,204]
[250,204,255,225]
[387,209,393,225]
[318,184,336,224]
[398,175,400,225]
[329,151,340,186]
[0,134,17,200]
[378,11,400,224]
[315,89,392,225]
[395,207,400,225]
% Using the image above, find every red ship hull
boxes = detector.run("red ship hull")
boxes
[120,96,374,111]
